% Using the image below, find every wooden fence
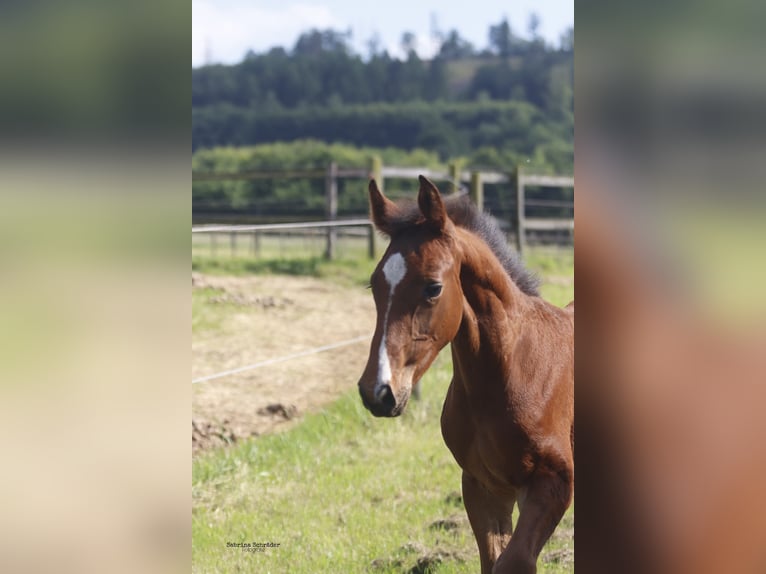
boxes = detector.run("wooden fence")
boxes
[192,219,375,260]
[192,162,573,258]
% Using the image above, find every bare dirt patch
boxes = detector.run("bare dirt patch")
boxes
[192,272,376,454]
[370,540,470,573]
[429,513,470,533]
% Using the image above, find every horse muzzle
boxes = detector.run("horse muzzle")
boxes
[358,382,409,417]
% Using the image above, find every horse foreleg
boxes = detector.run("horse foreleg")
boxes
[493,466,572,574]
[462,471,516,574]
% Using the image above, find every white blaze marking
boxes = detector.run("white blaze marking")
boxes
[375,252,407,398]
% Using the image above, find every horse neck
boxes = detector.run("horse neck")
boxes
[451,228,534,393]
[454,227,531,318]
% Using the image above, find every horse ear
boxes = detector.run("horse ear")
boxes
[369,179,398,235]
[417,175,447,231]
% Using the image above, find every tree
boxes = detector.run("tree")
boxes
[528,13,541,41]
[489,18,512,57]
[559,27,574,52]
[438,30,475,60]
[400,31,417,58]
[366,32,382,59]
[527,12,546,52]
[293,29,351,57]
[191,25,573,171]
[425,57,448,101]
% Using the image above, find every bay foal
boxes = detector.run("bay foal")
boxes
[357,176,574,573]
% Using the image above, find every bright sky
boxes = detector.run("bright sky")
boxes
[192,0,573,67]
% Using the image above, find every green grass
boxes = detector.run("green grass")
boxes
[192,244,573,297]
[192,232,376,265]
[193,351,466,574]
[193,352,573,574]
[192,287,229,334]
[525,247,574,307]
[525,247,574,279]
[192,247,574,573]
[192,254,378,288]
[192,229,380,287]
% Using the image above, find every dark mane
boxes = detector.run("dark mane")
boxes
[386,194,540,297]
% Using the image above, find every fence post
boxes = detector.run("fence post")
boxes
[230,232,236,257]
[514,166,526,257]
[210,233,217,258]
[252,231,260,257]
[470,171,483,212]
[449,161,461,194]
[325,161,338,260]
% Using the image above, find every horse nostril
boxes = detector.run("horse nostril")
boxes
[374,384,387,401]
[375,384,396,410]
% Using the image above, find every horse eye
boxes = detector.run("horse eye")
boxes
[424,282,443,299]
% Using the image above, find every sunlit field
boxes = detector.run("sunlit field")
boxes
[192,246,574,573]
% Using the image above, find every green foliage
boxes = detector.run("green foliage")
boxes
[193,98,572,165]
[192,21,574,219]
[192,140,446,217]
[192,22,573,110]
[192,23,574,168]
[192,136,573,220]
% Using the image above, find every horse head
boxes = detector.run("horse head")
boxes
[357,176,464,417]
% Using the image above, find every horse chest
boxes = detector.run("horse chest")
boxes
[441,380,531,492]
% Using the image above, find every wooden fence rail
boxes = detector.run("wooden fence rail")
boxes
[192,218,375,260]
[192,160,573,258]
[514,169,574,255]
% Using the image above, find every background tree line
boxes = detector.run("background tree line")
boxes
[193,20,572,108]
[193,17,573,161]
[192,16,573,220]
[193,100,571,169]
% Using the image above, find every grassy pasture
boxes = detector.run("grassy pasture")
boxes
[192,247,573,573]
